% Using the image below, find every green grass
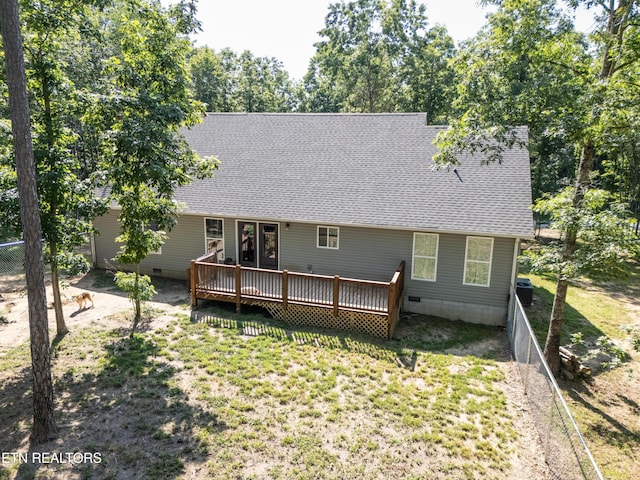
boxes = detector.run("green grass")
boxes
[156,311,516,478]
[0,305,524,480]
[522,265,640,480]
[523,272,632,345]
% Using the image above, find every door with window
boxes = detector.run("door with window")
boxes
[238,221,257,267]
[237,221,279,269]
[259,223,278,270]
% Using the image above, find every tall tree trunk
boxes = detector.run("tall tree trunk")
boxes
[543,140,595,374]
[49,242,68,336]
[41,65,69,336]
[0,0,58,443]
[542,1,630,375]
[131,266,141,337]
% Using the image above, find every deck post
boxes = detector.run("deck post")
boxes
[282,270,288,311]
[387,280,396,339]
[333,275,340,317]
[190,260,197,307]
[235,264,242,313]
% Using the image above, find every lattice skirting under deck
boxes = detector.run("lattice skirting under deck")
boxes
[259,302,392,339]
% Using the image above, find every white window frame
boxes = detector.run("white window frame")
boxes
[204,218,224,262]
[317,226,339,250]
[463,236,494,287]
[411,232,439,282]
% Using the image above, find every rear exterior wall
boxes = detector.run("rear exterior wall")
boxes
[93,211,516,325]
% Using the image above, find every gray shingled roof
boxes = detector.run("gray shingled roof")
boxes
[176,113,533,238]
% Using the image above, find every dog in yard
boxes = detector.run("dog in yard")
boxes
[240,286,261,295]
[74,292,94,310]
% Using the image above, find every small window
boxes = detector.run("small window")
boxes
[317,226,339,249]
[412,233,438,281]
[205,218,224,261]
[464,236,493,286]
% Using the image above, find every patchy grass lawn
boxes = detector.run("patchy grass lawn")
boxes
[523,268,640,480]
[0,301,549,480]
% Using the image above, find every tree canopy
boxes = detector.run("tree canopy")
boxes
[85,0,218,328]
[434,0,640,373]
[299,0,456,120]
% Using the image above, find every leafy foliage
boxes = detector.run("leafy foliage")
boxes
[0,0,111,334]
[300,0,456,119]
[188,47,296,112]
[434,0,589,193]
[114,271,157,306]
[523,188,639,280]
[82,1,217,322]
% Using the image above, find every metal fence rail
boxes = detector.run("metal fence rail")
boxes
[507,289,604,480]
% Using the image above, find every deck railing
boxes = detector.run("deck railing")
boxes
[189,256,405,337]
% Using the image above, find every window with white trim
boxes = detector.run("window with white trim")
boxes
[463,236,493,286]
[317,226,339,249]
[205,218,224,261]
[412,233,438,281]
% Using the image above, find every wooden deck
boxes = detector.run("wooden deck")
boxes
[189,254,405,338]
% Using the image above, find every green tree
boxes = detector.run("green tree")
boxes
[524,188,638,280]
[0,0,111,336]
[396,25,456,124]
[542,0,640,375]
[1,0,57,443]
[19,0,108,335]
[88,0,217,332]
[234,50,296,112]
[188,47,296,112]
[302,0,456,117]
[597,59,640,226]
[188,46,233,111]
[436,0,588,197]
[435,0,640,374]
[307,0,398,112]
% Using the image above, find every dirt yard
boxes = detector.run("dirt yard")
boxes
[0,271,188,351]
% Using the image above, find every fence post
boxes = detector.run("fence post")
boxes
[282,270,288,312]
[333,275,340,317]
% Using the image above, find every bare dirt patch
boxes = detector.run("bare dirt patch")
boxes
[0,270,189,352]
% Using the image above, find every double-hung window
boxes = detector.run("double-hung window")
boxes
[205,218,224,261]
[463,236,493,286]
[412,233,439,281]
[317,226,339,249]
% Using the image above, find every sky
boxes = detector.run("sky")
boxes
[170,0,595,81]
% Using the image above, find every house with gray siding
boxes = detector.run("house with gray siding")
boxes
[93,113,533,328]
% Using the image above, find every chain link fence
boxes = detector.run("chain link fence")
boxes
[0,240,26,277]
[507,290,604,480]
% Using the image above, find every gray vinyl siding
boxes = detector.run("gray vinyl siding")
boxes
[280,223,404,282]
[93,211,220,279]
[407,234,515,308]
[93,211,515,311]
[281,223,514,309]
[92,210,121,269]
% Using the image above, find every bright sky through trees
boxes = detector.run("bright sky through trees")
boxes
[165,0,593,80]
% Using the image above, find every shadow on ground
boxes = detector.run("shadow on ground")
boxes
[191,301,509,370]
[0,329,225,479]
